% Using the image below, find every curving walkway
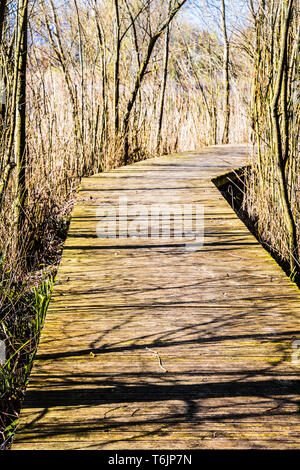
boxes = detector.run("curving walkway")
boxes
[13,145,300,449]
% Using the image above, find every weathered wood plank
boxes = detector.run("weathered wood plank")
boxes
[13,145,300,449]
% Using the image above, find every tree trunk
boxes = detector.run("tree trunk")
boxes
[270,0,298,276]
[221,0,230,144]
[74,0,85,170]
[156,0,172,154]
[13,0,29,253]
[0,0,6,45]
[0,1,6,124]
[114,0,121,137]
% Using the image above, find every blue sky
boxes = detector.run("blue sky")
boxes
[182,0,251,37]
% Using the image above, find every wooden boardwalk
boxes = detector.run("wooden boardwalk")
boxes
[13,145,300,449]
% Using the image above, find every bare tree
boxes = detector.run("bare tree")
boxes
[13,0,29,252]
[246,0,299,278]
[220,0,230,144]
[113,0,121,136]
[0,0,6,45]
[122,0,188,164]
[270,0,298,275]
[156,0,172,153]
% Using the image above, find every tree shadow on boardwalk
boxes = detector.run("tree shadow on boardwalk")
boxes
[17,368,300,448]
[23,375,300,408]
[16,316,300,447]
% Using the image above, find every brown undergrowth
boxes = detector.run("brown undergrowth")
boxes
[213,168,300,288]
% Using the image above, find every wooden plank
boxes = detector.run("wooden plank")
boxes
[13,145,300,449]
